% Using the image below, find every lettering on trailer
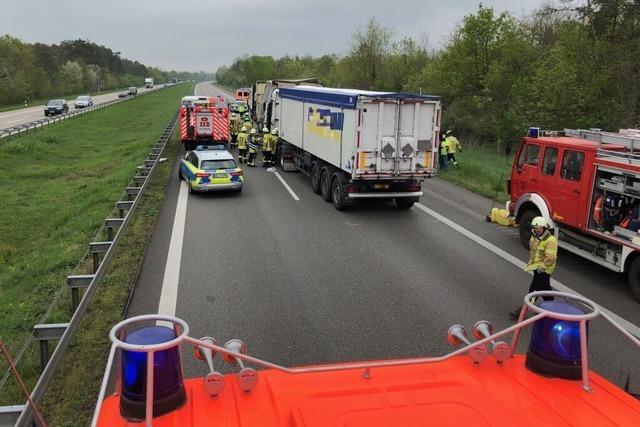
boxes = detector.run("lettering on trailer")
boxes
[306,107,343,141]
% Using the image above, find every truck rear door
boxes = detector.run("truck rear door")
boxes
[358,98,437,176]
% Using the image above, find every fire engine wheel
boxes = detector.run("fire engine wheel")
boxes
[320,168,332,202]
[310,163,321,194]
[627,258,640,303]
[519,210,538,250]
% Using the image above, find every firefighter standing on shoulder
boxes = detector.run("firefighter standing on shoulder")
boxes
[261,126,273,167]
[444,130,462,166]
[509,216,558,320]
[237,126,248,163]
[247,128,261,167]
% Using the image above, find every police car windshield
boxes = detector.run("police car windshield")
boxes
[201,159,237,170]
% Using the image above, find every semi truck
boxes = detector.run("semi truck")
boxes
[254,78,321,127]
[274,86,441,210]
[145,78,154,88]
[508,127,640,302]
[179,96,230,150]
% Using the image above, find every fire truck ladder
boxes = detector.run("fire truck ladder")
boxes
[565,128,640,164]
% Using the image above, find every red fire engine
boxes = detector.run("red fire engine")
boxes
[179,96,230,150]
[508,127,640,302]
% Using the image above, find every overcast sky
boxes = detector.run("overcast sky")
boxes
[2,0,552,72]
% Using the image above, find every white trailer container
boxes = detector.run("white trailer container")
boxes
[145,78,154,88]
[275,86,441,210]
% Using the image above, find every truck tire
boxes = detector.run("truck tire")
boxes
[320,167,332,202]
[394,198,415,209]
[310,163,321,194]
[519,210,537,250]
[627,257,640,303]
[331,174,349,210]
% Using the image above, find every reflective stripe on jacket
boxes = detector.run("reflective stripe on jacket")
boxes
[237,132,248,149]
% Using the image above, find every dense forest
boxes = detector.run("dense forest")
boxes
[0,37,214,106]
[216,0,640,144]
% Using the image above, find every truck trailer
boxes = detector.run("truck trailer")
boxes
[274,86,441,210]
[255,78,321,127]
[145,78,154,88]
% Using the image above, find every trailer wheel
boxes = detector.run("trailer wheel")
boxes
[331,175,348,210]
[320,168,332,202]
[394,198,415,209]
[310,163,321,194]
[519,210,537,250]
[627,257,640,303]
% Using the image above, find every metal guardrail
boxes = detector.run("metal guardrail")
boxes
[0,84,178,140]
[0,111,179,427]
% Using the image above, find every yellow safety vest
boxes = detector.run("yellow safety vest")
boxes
[237,132,248,149]
[526,231,557,274]
[445,136,461,153]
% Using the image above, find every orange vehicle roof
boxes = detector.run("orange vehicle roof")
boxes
[96,354,640,427]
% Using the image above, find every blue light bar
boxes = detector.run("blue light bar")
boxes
[119,325,186,422]
[528,127,541,138]
[525,301,587,380]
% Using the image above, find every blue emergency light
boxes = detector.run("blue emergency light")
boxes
[525,301,587,380]
[528,127,541,138]
[119,325,186,421]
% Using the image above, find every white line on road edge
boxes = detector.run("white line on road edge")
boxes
[274,171,300,201]
[157,180,189,322]
[415,202,640,338]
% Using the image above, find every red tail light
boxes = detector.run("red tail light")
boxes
[408,184,421,192]
[230,171,243,177]
[196,172,210,178]
[345,185,358,193]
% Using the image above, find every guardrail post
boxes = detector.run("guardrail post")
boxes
[105,218,124,241]
[133,176,147,187]
[137,166,152,176]
[0,405,26,426]
[148,154,159,160]
[125,187,141,201]
[143,159,155,167]
[33,324,69,370]
[67,274,94,313]
[89,242,112,273]
[116,200,134,218]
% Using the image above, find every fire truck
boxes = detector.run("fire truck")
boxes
[179,96,230,150]
[508,127,640,302]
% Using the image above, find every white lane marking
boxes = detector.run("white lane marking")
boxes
[415,202,640,338]
[157,180,189,318]
[274,171,300,201]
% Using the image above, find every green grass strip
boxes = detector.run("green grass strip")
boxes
[0,84,188,405]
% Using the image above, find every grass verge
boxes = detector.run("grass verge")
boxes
[0,84,188,405]
[436,143,515,204]
[39,134,179,426]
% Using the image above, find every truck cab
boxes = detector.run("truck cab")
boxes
[508,128,640,302]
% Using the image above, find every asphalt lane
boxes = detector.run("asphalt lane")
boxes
[125,82,640,393]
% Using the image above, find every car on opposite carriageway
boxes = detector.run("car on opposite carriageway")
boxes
[44,99,69,116]
[178,145,243,194]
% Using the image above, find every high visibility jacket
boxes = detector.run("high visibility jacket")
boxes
[526,231,557,274]
[247,135,262,153]
[230,119,241,134]
[445,136,461,153]
[440,140,450,155]
[243,121,253,132]
[262,134,275,152]
[237,132,248,149]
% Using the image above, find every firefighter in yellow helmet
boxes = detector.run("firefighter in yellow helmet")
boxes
[237,126,249,163]
[261,126,273,167]
[246,128,262,167]
[509,216,558,320]
[229,113,241,149]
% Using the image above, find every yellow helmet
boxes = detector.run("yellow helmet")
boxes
[271,128,278,135]
[240,126,247,132]
[262,127,269,133]
[250,128,257,135]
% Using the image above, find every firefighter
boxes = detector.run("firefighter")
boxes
[237,126,248,163]
[439,134,449,172]
[444,130,462,166]
[229,113,241,149]
[509,216,557,320]
[242,113,252,132]
[247,128,261,167]
[263,127,278,166]
[261,126,272,167]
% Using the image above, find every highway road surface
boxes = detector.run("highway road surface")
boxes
[125,82,640,394]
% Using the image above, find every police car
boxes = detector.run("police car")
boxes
[178,146,243,193]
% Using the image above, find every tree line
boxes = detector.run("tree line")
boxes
[216,0,640,144]
[0,36,214,106]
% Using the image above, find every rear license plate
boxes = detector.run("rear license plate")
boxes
[374,184,389,189]
[214,173,227,178]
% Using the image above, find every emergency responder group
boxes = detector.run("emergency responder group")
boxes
[439,130,462,172]
[230,112,278,167]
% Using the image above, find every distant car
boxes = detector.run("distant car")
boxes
[75,95,93,108]
[128,86,138,95]
[230,101,248,114]
[118,90,129,98]
[178,146,243,194]
[44,99,69,116]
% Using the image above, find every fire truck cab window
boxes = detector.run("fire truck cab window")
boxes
[542,147,558,176]
[561,150,584,181]
[518,144,540,168]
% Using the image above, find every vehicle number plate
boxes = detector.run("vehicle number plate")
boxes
[214,173,227,178]
[374,184,389,189]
